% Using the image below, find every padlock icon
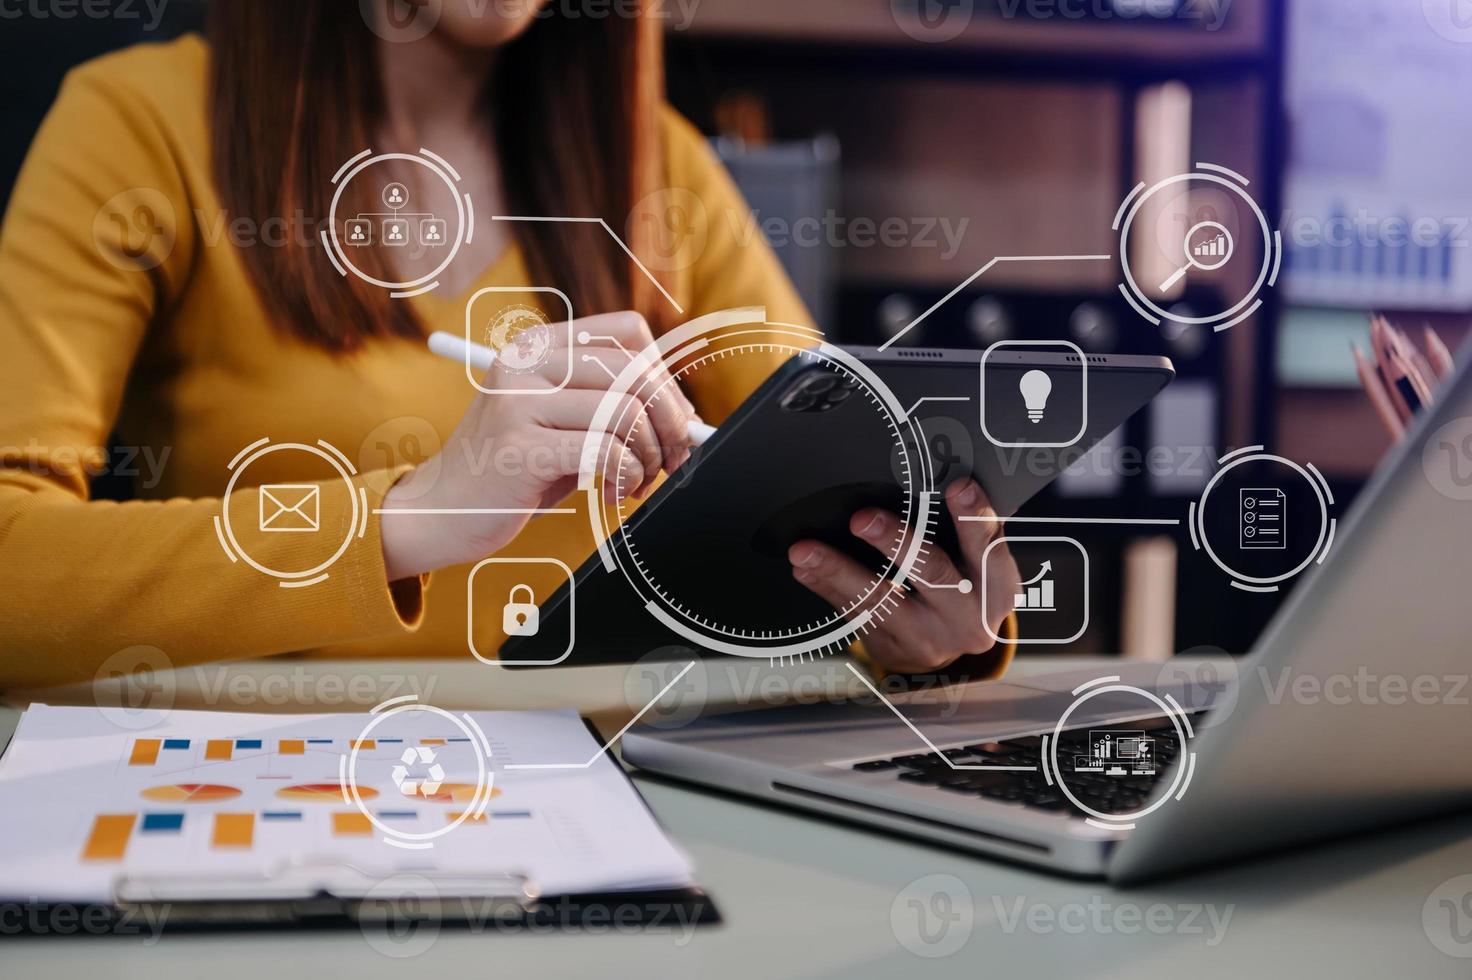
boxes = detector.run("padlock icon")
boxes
[502,584,540,637]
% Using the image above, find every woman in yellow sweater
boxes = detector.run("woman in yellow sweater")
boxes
[0,1,1016,691]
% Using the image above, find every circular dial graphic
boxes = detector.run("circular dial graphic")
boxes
[582,313,936,661]
[1115,164,1281,332]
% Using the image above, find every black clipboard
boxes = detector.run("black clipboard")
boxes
[87,868,719,935]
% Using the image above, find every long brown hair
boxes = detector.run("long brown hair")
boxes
[209,1,665,351]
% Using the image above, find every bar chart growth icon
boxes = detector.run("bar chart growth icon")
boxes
[1194,234,1228,258]
[1014,561,1056,612]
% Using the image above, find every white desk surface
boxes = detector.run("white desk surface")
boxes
[4,657,1470,979]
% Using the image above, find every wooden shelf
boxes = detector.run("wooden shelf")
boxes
[678,0,1270,67]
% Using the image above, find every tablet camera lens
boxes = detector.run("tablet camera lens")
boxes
[782,391,818,413]
[800,373,837,395]
[784,370,858,412]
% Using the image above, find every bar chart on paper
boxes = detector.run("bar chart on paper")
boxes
[82,727,521,861]
[0,705,698,904]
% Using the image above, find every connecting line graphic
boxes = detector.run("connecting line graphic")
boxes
[504,661,697,771]
[844,662,1038,772]
[493,215,684,315]
[960,516,1181,526]
[877,254,1113,351]
[373,508,577,516]
[910,572,972,593]
[905,395,970,417]
[581,333,631,357]
[581,353,620,381]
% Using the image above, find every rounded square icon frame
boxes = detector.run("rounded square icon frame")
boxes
[982,535,1089,645]
[979,340,1088,449]
[467,556,575,666]
[464,286,575,396]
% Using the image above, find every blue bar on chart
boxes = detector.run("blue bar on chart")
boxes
[141,812,184,833]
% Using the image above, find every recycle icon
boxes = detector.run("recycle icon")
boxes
[390,745,445,797]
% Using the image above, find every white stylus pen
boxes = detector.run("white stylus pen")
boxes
[426,330,716,446]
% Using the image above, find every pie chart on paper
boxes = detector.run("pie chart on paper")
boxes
[140,784,243,803]
[420,783,502,803]
[276,783,379,802]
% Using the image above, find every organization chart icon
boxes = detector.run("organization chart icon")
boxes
[322,148,473,299]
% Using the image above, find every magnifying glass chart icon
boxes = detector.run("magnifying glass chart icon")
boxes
[1158,220,1234,292]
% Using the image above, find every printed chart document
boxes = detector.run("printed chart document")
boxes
[0,705,695,904]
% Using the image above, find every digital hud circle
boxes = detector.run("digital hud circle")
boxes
[1114,162,1282,333]
[582,309,938,662]
[1042,676,1199,832]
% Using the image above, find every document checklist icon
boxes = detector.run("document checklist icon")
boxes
[1240,488,1285,549]
[259,484,320,533]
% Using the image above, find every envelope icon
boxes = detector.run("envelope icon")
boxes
[259,484,320,533]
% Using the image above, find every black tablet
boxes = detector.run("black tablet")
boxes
[500,345,1173,667]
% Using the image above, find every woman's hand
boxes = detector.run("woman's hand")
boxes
[788,479,1019,675]
[381,311,697,581]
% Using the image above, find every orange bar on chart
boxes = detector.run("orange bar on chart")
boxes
[212,813,254,849]
[420,738,446,746]
[349,739,375,751]
[205,740,233,761]
[332,811,373,836]
[128,739,161,766]
[447,811,487,824]
[82,814,136,862]
[278,739,305,755]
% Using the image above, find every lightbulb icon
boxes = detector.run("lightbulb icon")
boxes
[1019,370,1053,424]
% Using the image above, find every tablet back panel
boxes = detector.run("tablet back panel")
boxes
[503,347,1172,667]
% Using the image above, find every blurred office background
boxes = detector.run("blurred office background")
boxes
[1,0,1464,661]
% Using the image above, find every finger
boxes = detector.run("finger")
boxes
[849,508,991,659]
[585,348,694,475]
[788,538,956,673]
[559,347,695,476]
[946,478,1005,573]
[484,311,678,396]
[569,310,658,350]
[850,508,966,590]
[537,427,642,505]
[848,507,964,594]
[532,391,663,493]
[788,540,896,620]
[572,311,700,419]
[948,479,1020,637]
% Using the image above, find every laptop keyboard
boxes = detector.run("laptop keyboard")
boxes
[850,717,1187,817]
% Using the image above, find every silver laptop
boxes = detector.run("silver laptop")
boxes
[623,347,1472,883]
